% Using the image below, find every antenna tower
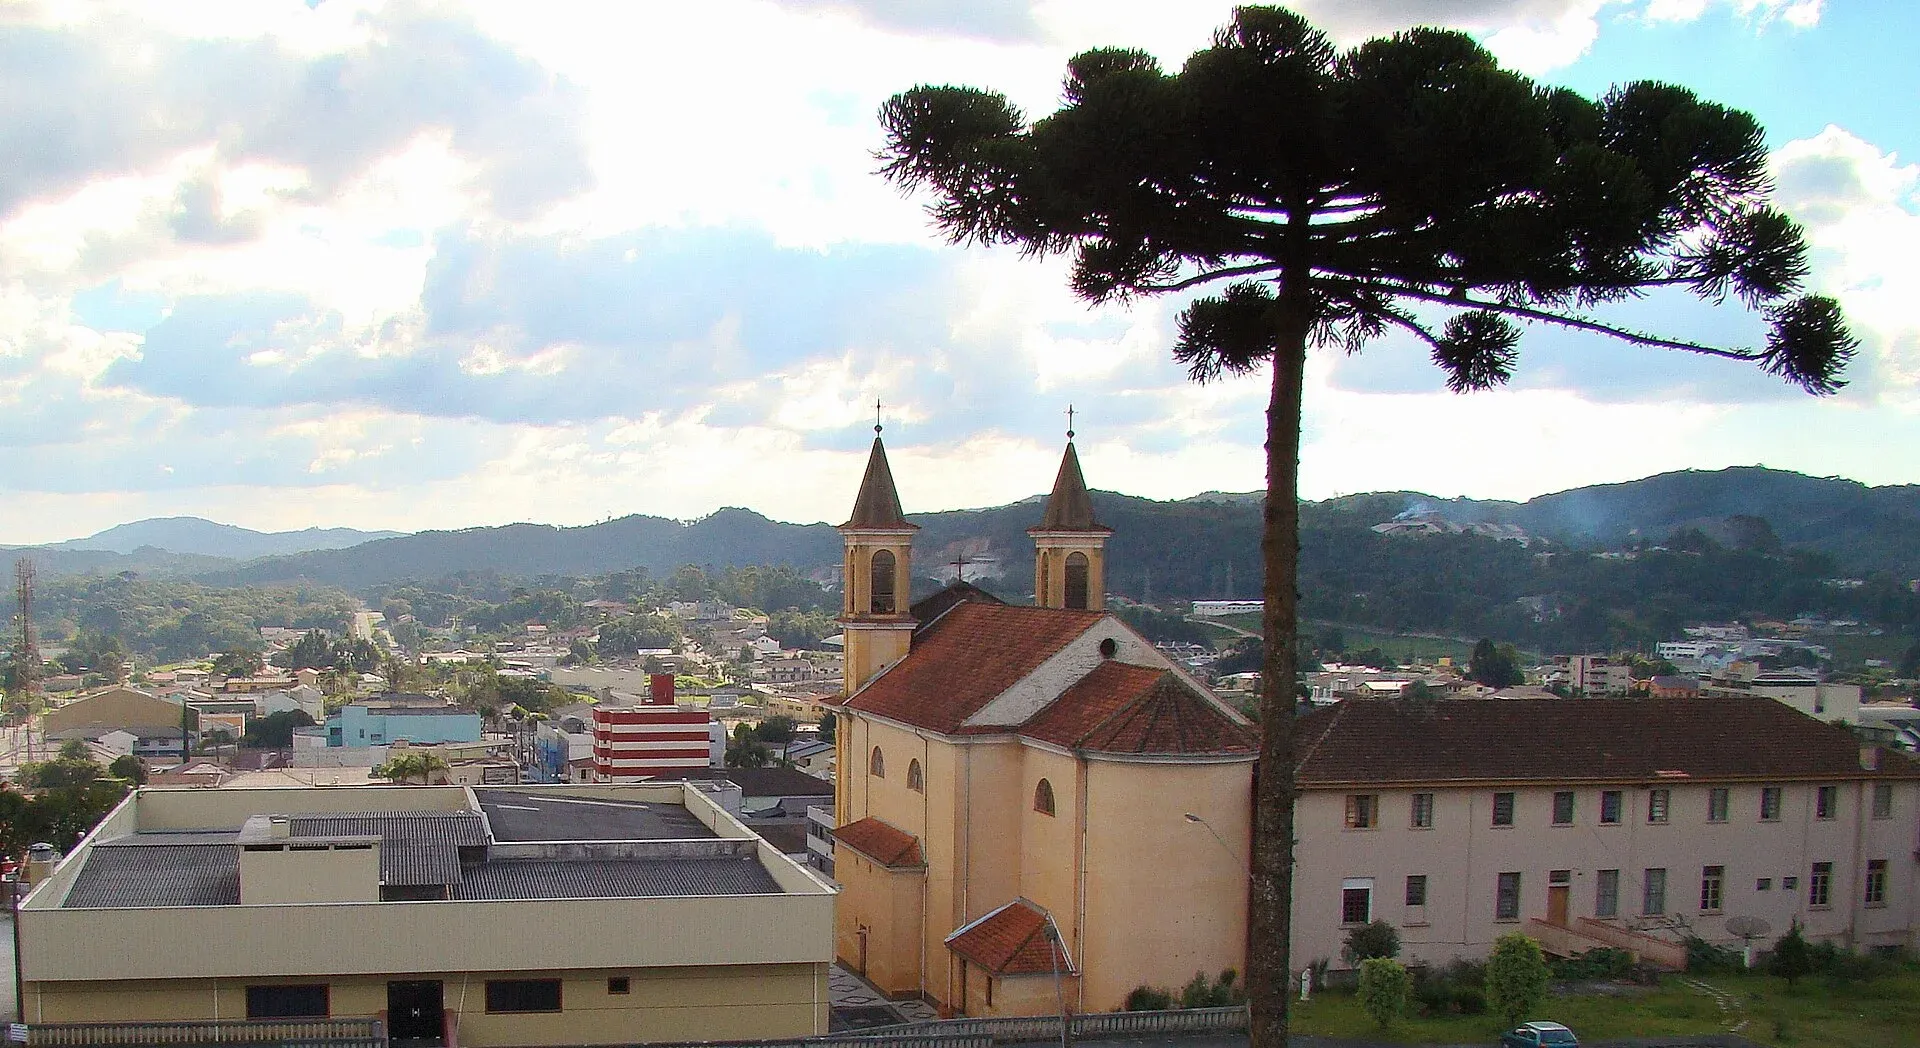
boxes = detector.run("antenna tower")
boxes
[13,558,38,697]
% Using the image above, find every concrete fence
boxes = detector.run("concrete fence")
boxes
[850,1005,1250,1044]
[25,1019,385,1048]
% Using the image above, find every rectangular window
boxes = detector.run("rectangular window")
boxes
[1815,785,1837,820]
[1405,875,1428,907]
[486,980,563,1014]
[607,977,631,995]
[1864,860,1887,907]
[1600,790,1623,825]
[1492,791,1516,827]
[1345,794,1378,830]
[1642,868,1668,916]
[1341,883,1373,926]
[1756,878,1772,892]
[1647,788,1670,824]
[246,985,329,1020]
[1708,787,1730,823]
[1595,869,1619,918]
[1496,872,1522,921]
[1552,791,1575,825]
[1809,862,1832,907]
[1760,786,1783,821]
[1700,866,1724,913]
[1783,876,1798,891]
[1410,792,1434,829]
[1872,783,1894,819]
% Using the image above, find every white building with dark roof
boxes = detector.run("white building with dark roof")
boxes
[18,783,832,1045]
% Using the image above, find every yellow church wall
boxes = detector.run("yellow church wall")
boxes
[833,852,925,997]
[1079,758,1253,1012]
[1016,746,1084,951]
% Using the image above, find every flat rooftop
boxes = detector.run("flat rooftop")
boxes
[52,784,791,910]
[475,789,717,842]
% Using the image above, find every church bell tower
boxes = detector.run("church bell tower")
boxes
[840,423,917,696]
[1029,424,1111,611]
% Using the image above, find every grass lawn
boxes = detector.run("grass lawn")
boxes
[1291,968,1920,1047]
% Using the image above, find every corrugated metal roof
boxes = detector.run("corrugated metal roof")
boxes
[382,842,465,887]
[65,844,239,908]
[291,811,487,846]
[453,857,780,900]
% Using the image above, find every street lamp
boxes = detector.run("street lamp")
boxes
[1183,812,1244,867]
[1041,911,1072,1048]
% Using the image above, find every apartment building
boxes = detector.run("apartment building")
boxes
[18,783,833,1046]
[590,674,715,780]
[1551,654,1633,696]
[1293,697,1920,970]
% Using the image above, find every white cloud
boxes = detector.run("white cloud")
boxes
[1772,126,1920,401]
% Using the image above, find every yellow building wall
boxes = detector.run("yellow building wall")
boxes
[26,964,828,1046]
[1016,747,1083,948]
[1032,544,1105,611]
[833,853,925,996]
[1079,758,1252,1013]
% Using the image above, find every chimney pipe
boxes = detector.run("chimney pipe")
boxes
[1860,745,1881,772]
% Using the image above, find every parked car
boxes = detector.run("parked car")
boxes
[1501,1021,1579,1047]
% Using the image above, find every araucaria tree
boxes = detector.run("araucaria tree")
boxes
[876,7,1854,1046]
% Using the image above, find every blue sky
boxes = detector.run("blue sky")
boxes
[0,0,1913,542]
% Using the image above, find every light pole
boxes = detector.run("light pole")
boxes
[1041,912,1071,1048]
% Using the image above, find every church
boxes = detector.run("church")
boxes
[826,427,1257,1017]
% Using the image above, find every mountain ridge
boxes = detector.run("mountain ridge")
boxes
[9,466,1918,587]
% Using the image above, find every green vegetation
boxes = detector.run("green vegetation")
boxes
[1123,970,1243,1011]
[1357,958,1411,1030]
[0,748,133,853]
[1486,933,1552,1026]
[374,752,449,785]
[1342,920,1401,965]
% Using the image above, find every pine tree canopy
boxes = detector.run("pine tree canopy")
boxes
[877,5,1856,394]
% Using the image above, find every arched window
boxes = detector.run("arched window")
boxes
[1064,552,1090,610]
[1034,778,1056,816]
[907,759,924,792]
[871,549,896,615]
[1037,559,1050,605]
[869,746,885,778]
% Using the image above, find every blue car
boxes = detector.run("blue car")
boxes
[1501,1021,1579,1047]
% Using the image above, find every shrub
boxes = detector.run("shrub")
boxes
[1124,986,1173,1011]
[1343,920,1402,965]
[1485,933,1551,1026]
[1552,946,1634,980]
[1179,972,1213,1009]
[1357,958,1412,1030]
[1768,921,1814,988]
[1453,985,1488,1015]
[1685,937,1743,975]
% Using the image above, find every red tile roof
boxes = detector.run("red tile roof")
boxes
[1019,661,1255,756]
[945,899,1073,976]
[846,602,1105,734]
[831,816,924,867]
[1295,697,1920,787]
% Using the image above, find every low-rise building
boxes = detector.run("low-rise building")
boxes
[1292,697,1920,971]
[18,783,833,1045]
[325,698,483,748]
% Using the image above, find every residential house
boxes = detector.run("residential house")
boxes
[1292,697,1920,971]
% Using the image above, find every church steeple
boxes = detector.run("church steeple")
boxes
[1029,418,1112,610]
[839,422,917,697]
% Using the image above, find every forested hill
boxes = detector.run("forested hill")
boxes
[190,466,1920,593]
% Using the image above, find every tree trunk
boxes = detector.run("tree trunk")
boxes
[1248,308,1307,1048]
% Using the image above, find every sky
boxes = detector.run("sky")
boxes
[0,0,1915,544]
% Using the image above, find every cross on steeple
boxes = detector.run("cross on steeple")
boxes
[951,552,971,583]
[874,398,884,434]
[1065,404,1076,440]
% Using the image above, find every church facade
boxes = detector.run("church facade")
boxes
[827,431,1256,1017]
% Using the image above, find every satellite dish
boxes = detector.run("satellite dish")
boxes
[1725,915,1770,939]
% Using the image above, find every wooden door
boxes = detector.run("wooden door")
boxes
[1547,885,1570,926]
[857,926,869,975]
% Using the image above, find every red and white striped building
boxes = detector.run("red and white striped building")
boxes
[590,674,716,781]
